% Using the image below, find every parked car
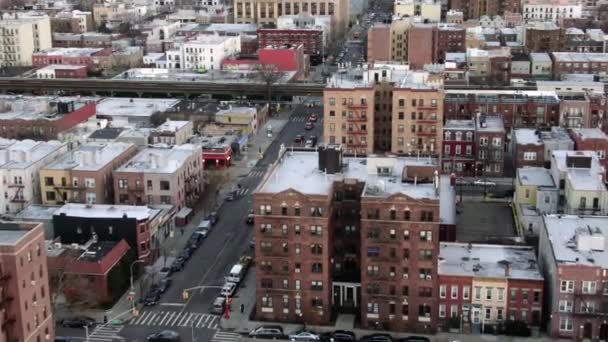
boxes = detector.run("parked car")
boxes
[305,139,314,148]
[396,337,430,342]
[226,191,237,202]
[210,296,226,315]
[143,289,161,306]
[294,134,304,143]
[320,331,356,342]
[60,316,95,328]
[220,282,237,297]
[249,325,284,339]
[305,122,314,130]
[308,114,318,122]
[171,257,185,272]
[246,210,255,224]
[147,330,180,342]
[187,233,202,248]
[179,247,193,260]
[455,178,470,185]
[157,278,172,293]
[289,330,320,342]
[361,334,393,342]
[473,179,496,186]
[159,267,172,279]
[249,237,255,249]
[196,220,211,238]
[207,212,219,225]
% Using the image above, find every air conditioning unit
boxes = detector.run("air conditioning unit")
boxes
[426,275,432,280]
[403,274,409,279]
[390,272,395,277]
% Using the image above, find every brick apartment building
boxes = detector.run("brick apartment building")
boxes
[552,53,608,80]
[253,145,456,333]
[475,115,505,176]
[524,22,564,53]
[443,90,561,132]
[324,64,444,156]
[569,128,608,173]
[52,33,120,48]
[539,215,608,340]
[53,204,169,260]
[438,243,543,333]
[113,145,204,211]
[0,221,54,342]
[47,239,131,306]
[513,128,544,169]
[441,120,476,175]
[0,95,97,141]
[39,142,138,205]
[257,29,323,61]
[449,0,520,20]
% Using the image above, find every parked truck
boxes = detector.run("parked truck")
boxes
[226,256,253,284]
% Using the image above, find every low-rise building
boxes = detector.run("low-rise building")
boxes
[95,97,180,128]
[0,95,97,141]
[570,128,608,173]
[52,32,120,48]
[0,221,54,342]
[514,167,558,235]
[394,0,441,22]
[113,145,204,211]
[32,47,113,70]
[39,142,138,206]
[522,0,582,22]
[552,52,608,80]
[442,120,476,175]
[215,106,261,135]
[438,243,543,333]
[539,215,608,340]
[51,10,94,33]
[46,239,131,306]
[35,64,88,79]
[165,34,241,71]
[529,52,553,78]
[0,139,67,215]
[513,128,544,169]
[475,114,505,176]
[259,44,308,78]
[524,22,563,53]
[53,204,166,259]
[539,127,574,168]
[150,119,193,145]
[258,28,323,63]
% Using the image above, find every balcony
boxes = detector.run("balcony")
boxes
[347,103,368,110]
[6,183,24,188]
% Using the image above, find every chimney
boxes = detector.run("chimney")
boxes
[505,263,511,277]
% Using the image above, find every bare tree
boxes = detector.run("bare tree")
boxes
[255,63,284,117]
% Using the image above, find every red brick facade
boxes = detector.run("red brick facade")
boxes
[257,29,322,58]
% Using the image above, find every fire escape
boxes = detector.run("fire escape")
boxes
[571,285,608,340]
[53,178,86,204]
[346,103,368,152]
[8,179,26,212]
[184,172,200,207]
[0,266,15,340]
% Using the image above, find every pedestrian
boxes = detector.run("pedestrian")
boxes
[240,304,244,313]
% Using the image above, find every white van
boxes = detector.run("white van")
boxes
[226,264,244,283]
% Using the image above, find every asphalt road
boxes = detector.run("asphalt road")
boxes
[96,103,324,342]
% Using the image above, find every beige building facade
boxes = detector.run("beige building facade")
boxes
[394,0,441,22]
[233,0,350,36]
[0,13,52,67]
[39,142,138,206]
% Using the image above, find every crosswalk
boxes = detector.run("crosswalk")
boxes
[87,324,124,342]
[212,331,242,342]
[234,187,251,196]
[129,310,219,329]
[248,169,266,178]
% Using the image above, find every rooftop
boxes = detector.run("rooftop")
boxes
[55,203,161,220]
[0,95,90,121]
[551,150,603,174]
[438,242,543,280]
[202,23,257,33]
[444,119,475,130]
[514,128,542,145]
[89,127,125,140]
[215,107,257,117]
[14,205,60,221]
[37,64,87,71]
[0,222,40,246]
[155,119,191,132]
[540,127,573,143]
[326,63,442,90]
[0,139,65,169]
[192,135,238,149]
[475,115,504,132]
[571,128,608,141]
[552,52,608,63]
[96,98,179,118]
[115,145,198,174]
[517,167,555,187]
[567,168,606,191]
[43,142,134,172]
[33,47,105,57]
[543,215,608,268]
[184,34,238,46]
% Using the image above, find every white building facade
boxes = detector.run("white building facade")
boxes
[165,34,241,70]
[523,0,583,22]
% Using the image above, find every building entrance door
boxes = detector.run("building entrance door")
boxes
[332,282,361,311]
[472,307,481,324]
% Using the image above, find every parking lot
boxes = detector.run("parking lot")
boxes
[456,202,517,242]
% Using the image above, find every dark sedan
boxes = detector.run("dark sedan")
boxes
[60,316,95,328]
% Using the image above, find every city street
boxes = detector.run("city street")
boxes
[87,103,324,342]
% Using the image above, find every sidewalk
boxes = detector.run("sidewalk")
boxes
[62,112,291,325]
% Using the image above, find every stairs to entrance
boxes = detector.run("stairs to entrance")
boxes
[335,314,355,331]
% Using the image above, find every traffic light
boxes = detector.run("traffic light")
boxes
[182,291,189,300]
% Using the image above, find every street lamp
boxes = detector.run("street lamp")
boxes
[130,259,146,314]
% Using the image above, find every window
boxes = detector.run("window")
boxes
[311,281,323,291]
[497,308,504,321]
[261,296,273,308]
[310,226,322,236]
[463,286,470,300]
[451,285,458,299]
[84,178,95,188]
[533,290,541,303]
[440,285,446,298]
[44,177,54,186]
[560,280,575,293]
[523,152,536,160]
[418,249,432,260]
[559,318,573,331]
[498,288,504,301]
[486,287,493,300]
[583,281,597,294]
[475,286,482,300]
[45,192,56,201]
[311,263,322,273]
[311,244,322,255]
[118,179,128,189]
[485,308,491,320]
[420,231,432,242]
[439,304,446,318]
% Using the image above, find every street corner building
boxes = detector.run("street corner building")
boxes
[0,221,54,342]
[252,144,456,333]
